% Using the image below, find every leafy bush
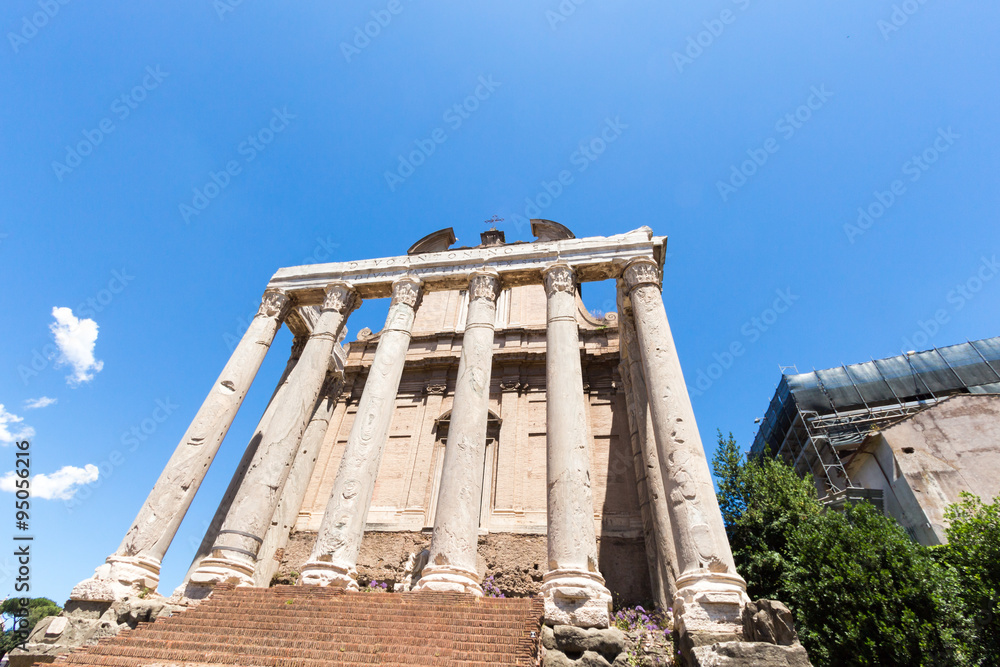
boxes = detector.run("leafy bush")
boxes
[943,494,1000,666]
[712,432,982,667]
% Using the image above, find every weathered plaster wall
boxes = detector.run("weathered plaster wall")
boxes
[277,530,652,605]
[847,394,1000,545]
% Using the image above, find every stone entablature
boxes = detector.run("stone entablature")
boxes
[265,227,666,302]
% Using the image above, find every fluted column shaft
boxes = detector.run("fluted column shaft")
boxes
[539,263,611,629]
[71,289,290,601]
[190,282,359,588]
[622,257,748,639]
[417,270,501,595]
[301,277,423,589]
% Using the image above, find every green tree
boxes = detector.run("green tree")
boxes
[711,431,821,600]
[712,432,974,667]
[1,597,62,656]
[785,501,972,667]
[944,493,1000,666]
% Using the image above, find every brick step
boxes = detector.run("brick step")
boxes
[64,643,465,665]
[186,602,532,620]
[184,603,531,619]
[160,611,529,629]
[54,586,543,667]
[144,619,526,638]
[98,631,520,654]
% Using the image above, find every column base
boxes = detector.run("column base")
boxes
[413,564,483,596]
[187,554,256,589]
[299,559,360,590]
[673,570,751,642]
[540,569,612,629]
[70,555,162,601]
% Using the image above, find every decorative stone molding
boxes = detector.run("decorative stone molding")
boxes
[542,263,576,296]
[258,289,290,318]
[390,276,423,309]
[322,281,360,315]
[356,327,374,341]
[499,379,521,392]
[468,269,502,303]
[622,257,661,292]
[425,383,447,395]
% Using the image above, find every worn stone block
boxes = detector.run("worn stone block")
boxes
[691,641,813,666]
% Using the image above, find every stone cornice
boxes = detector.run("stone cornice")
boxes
[267,227,667,304]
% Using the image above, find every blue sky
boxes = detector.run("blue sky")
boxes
[1,1,998,602]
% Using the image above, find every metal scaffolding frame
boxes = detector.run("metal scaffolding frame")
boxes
[752,337,1000,498]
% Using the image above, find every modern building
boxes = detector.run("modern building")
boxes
[751,337,1000,544]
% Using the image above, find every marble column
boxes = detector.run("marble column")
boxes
[621,257,748,641]
[416,270,501,595]
[189,282,359,588]
[253,371,345,587]
[71,289,291,601]
[301,276,424,589]
[178,334,307,592]
[618,283,678,609]
[539,263,612,629]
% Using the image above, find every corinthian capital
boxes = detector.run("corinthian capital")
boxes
[468,270,501,304]
[622,257,661,292]
[258,289,291,319]
[323,281,360,315]
[542,263,576,297]
[391,276,424,310]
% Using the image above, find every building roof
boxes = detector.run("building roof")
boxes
[752,337,1000,457]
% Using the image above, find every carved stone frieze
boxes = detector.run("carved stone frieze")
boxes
[323,282,360,315]
[468,270,501,303]
[258,289,290,318]
[425,383,447,395]
[622,257,661,291]
[542,263,576,296]
[391,276,424,309]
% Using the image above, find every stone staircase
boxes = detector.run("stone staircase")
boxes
[50,585,543,667]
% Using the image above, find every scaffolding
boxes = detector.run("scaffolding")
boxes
[751,337,1000,497]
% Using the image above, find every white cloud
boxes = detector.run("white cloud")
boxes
[0,404,35,446]
[49,307,104,385]
[24,396,57,410]
[0,464,99,501]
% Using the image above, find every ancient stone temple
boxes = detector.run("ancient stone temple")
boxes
[22,222,811,667]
